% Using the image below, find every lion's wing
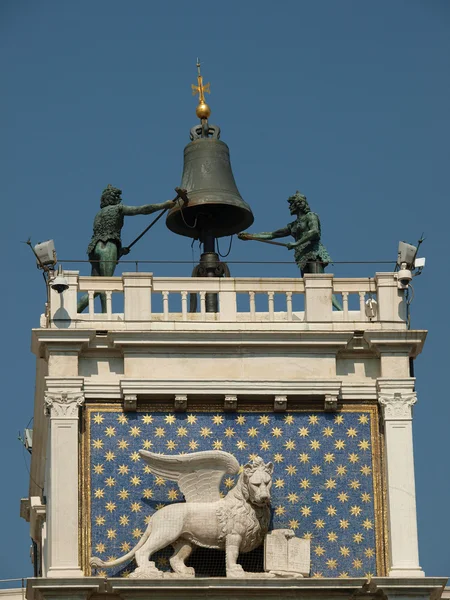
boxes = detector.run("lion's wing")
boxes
[139,450,240,503]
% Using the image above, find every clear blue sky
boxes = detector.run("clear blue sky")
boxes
[1,0,449,581]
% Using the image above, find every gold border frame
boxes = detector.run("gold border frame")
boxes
[81,402,386,576]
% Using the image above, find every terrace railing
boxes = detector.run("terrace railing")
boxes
[46,272,406,328]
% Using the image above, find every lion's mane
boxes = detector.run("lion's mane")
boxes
[216,465,271,553]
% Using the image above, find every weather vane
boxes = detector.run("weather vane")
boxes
[191,58,211,121]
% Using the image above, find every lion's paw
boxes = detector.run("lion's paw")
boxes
[129,565,164,579]
[227,565,246,579]
[161,569,195,579]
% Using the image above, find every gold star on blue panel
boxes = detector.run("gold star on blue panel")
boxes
[88,410,377,578]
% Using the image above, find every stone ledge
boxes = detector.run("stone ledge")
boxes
[26,577,449,600]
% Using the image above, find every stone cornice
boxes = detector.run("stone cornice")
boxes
[31,329,95,358]
[45,376,85,392]
[340,381,378,401]
[110,330,354,350]
[82,378,379,401]
[377,377,416,393]
[32,328,431,356]
[364,330,427,358]
[83,380,122,399]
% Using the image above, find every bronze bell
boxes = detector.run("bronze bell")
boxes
[166,125,254,239]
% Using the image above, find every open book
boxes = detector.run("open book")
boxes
[264,530,310,577]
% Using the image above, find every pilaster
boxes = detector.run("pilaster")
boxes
[377,378,424,577]
[44,389,85,578]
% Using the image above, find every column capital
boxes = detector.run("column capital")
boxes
[379,392,417,420]
[44,391,84,418]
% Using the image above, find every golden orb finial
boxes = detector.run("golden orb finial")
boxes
[191,59,211,121]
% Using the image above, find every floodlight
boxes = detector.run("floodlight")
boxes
[25,428,33,452]
[397,241,416,269]
[34,240,57,269]
[414,257,426,269]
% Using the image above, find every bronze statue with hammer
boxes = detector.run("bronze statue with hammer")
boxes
[77,184,188,313]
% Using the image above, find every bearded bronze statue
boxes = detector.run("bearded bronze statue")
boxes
[77,184,175,313]
[239,191,331,275]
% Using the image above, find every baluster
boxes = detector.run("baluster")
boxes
[268,291,274,321]
[286,291,293,321]
[200,292,206,319]
[249,291,256,321]
[162,291,169,321]
[359,291,366,320]
[88,291,94,319]
[181,291,188,321]
[106,291,112,319]
[342,292,349,321]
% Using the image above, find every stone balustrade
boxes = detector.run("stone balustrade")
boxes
[47,271,406,329]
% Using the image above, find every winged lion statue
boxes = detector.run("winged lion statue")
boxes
[90,450,274,578]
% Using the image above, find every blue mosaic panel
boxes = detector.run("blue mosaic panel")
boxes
[87,409,379,578]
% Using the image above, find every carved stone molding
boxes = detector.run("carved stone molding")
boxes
[174,395,188,412]
[44,391,84,418]
[378,392,417,420]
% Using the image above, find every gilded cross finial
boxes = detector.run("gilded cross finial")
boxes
[191,58,211,120]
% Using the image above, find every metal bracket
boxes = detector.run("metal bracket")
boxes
[274,395,288,412]
[123,394,137,412]
[224,395,238,412]
[174,395,188,412]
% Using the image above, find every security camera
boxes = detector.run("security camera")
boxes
[51,279,69,294]
[397,265,412,289]
[50,265,69,294]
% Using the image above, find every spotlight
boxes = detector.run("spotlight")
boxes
[34,240,57,269]
[397,241,417,269]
